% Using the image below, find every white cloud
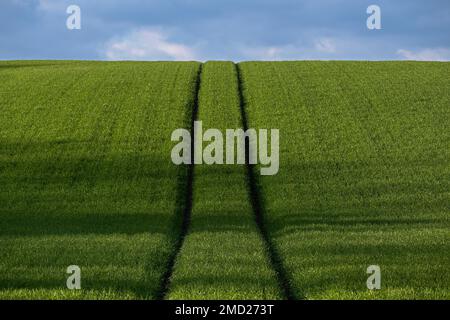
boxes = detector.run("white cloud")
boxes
[37,0,65,12]
[240,38,339,61]
[396,48,450,61]
[102,28,197,61]
[240,46,286,60]
[314,38,336,53]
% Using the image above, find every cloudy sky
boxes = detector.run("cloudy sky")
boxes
[1,0,449,61]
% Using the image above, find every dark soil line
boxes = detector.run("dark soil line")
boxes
[156,63,202,300]
[235,63,297,300]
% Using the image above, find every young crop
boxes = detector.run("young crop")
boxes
[167,61,282,300]
[0,60,448,300]
[239,61,450,299]
[0,61,201,299]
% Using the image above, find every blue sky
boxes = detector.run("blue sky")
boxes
[1,0,449,61]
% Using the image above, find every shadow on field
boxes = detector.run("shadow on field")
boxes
[0,147,189,299]
[0,141,176,182]
[268,214,445,234]
[170,274,280,293]
[256,158,449,235]
[0,277,158,297]
[0,212,174,237]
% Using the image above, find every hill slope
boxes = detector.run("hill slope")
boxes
[0,60,448,299]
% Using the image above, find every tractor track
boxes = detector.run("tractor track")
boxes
[156,63,202,300]
[235,63,296,300]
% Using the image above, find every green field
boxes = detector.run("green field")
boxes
[0,61,200,299]
[0,60,448,300]
[167,61,281,299]
[239,61,450,299]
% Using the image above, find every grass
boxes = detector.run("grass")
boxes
[238,61,450,299]
[167,61,281,299]
[0,60,200,299]
[0,60,448,300]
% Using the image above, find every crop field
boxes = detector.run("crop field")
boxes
[0,61,200,299]
[239,61,450,299]
[167,61,281,299]
[0,60,448,300]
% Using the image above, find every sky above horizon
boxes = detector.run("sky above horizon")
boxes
[1,0,449,61]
